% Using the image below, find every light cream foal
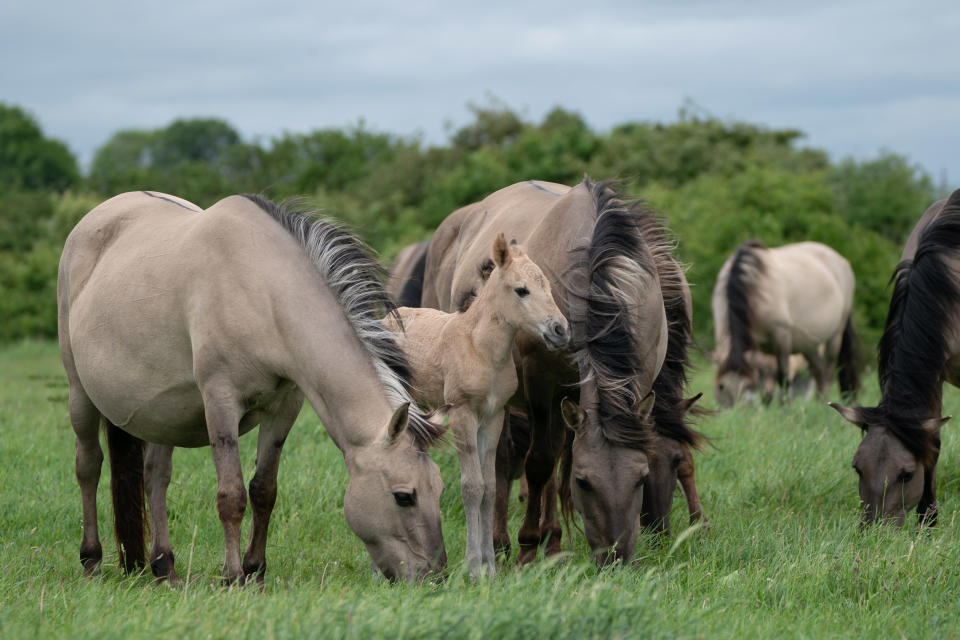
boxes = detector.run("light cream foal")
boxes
[385,234,569,577]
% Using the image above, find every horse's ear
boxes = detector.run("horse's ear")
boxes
[676,392,703,415]
[922,415,951,435]
[387,402,410,443]
[635,391,656,422]
[828,402,863,428]
[427,404,452,437]
[560,397,585,432]
[492,233,512,269]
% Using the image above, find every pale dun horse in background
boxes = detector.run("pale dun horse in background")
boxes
[712,240,859,407]
[58,191,448,585]
[385,234,569,577]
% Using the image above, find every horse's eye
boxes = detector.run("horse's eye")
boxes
[393,491,417,507]
[575,477,593,492]
[514,287,530,298]
[898,470,914,484]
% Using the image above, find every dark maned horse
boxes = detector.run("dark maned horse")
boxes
[712,240,859,407]
[58,192,447,584]
[831,190,960,526]
[423,179,688,565]
[559,267,706,539]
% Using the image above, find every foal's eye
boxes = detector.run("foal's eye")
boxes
[393,491,417,507]
[514,287,530,298]
[575,477,593,492]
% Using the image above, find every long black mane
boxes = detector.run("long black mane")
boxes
[720,239,766,376]
[570,181,665,452]
[873,189,960,464]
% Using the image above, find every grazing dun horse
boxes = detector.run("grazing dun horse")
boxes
[831,190,960,525]
[58,191,447,584]
[423,179,684,566]
[712,240,859,407]
[559,268,706,539]
[385,233,569,577]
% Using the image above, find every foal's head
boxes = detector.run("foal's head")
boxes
[830,403,948,526]
[485,233,569,351]
[343,403,448,582]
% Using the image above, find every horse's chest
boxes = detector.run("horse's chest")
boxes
[446,362,517,415]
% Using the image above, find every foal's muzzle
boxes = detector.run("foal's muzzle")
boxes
[542,319,570,351]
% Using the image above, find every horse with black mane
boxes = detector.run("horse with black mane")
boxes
[421,179,702,565]
[712,240,859,407]
[831,189,960,525]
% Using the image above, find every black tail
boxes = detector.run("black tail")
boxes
[837,315,860,399]
[395,244,428,308]
[105,421,146,573]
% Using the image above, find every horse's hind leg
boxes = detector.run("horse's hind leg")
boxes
[145,444,179,584]
[69,384,104,575]
[243,390,303,584]
[539,472,562,557]
[677,445,709,533]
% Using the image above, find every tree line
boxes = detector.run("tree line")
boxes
[0,100,944,352]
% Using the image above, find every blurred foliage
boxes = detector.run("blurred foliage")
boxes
[0,99,948,360]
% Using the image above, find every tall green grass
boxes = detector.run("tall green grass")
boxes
[2,341,959,638]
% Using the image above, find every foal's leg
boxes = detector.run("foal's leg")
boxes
[144,443,179,584]
[478,408,504,572]
[450,406,485,578]
[70,385,104,575]
[242,390,303,584]
[201,385,247,585]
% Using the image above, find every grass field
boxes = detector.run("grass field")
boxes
[2,340,960,639]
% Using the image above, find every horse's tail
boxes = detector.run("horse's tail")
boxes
[721,239,765,376]
[394,243,428,308]
[105,420,146,573]
[837,315,860,399]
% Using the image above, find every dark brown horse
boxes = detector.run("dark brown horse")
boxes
[422,179,694,565]
[831,189,960,525]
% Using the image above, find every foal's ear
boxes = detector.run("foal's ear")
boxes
[492,233,512,269]
[827,402,863,428]
[676,392,703,415]
[635,391,656,422]
[560,397,586,431]
[387,402,410,443]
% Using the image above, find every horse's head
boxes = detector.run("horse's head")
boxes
[640,393,703,536]
[343,403,448,581]
[714,369,762,407]
[829,402,948,526]
[487,233,569,351]
[561,394,653,567]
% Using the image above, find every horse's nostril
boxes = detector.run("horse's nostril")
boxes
[553,322,567,336]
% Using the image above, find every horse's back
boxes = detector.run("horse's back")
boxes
[59,193,320,444]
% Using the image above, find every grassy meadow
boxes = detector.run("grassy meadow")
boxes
[2,339,960,639]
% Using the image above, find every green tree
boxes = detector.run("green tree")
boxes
[0,103,79,191]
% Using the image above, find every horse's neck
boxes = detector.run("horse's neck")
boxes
[882,347,946,418]
[459,289,517,367]
[283,304,396,452]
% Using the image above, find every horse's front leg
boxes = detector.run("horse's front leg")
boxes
[918,461,939,527]
[243,390,303,584]
[677,444,709,533]
[202,386,247,585]
[144,443,179,584]
[478,408,504,572]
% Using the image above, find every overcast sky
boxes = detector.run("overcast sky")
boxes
[2,1,958,184]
